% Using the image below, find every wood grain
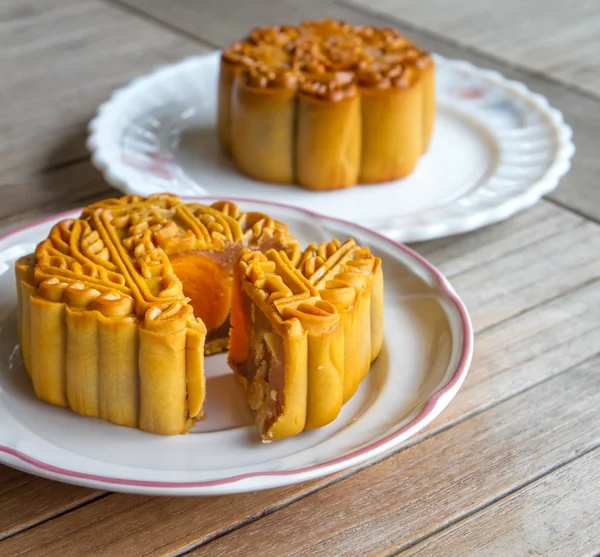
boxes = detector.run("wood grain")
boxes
[410,201,581,278]
[344,0,600,98]
[0,161,119,226]
[0,479,335,556]
[390,276,600,449]
[110,0,359,47]
[0,0,204,189]
[111,0,600,222]
[0,467,102,541]
[187,356,600,557]
[400,447,600,557]
[433,279,600,430]
[450,221,600,332]
[0,1,599,555]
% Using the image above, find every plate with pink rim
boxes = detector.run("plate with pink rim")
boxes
[87,51,574,242]
[0,198,472,495]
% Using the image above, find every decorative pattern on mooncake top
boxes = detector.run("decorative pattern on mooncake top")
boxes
[15,194,299,435]
[229,239,383,442]
[218,19,435,190]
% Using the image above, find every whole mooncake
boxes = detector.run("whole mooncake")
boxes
[218,19,435,190]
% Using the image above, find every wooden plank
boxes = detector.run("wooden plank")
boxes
[410,200,581,279]
[0,161,118,226]
[344,0,600,98]
[399,447,600,557]
[186,356,600,557]
[449,221,600,332]
[111,0,600,223]
[0,0,203,188]
[110,0,355,48]
[0,479,333,556]
[0,466,102,541]
[427,279,600,430]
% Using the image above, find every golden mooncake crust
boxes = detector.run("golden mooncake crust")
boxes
[218,18,435,189]
[16,194,299,435]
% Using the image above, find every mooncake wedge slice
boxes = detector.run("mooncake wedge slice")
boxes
[229,248,345,441]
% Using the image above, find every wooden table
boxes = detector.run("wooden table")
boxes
[1,1,599,555]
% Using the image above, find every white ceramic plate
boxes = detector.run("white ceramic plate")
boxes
[0,199,472,495]
[88,51,574,242]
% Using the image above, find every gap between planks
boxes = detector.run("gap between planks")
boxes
[101,0,220,50]
[40,154,90,174]
[0,0,206,192]
[106,0,600,105]
[545,197,600,224]
[0,493,110,543]
[395,447,600,556]
[386,441,600,556]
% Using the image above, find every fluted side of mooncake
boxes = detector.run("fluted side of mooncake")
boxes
[218,19,435,190]
[297,238,383,401]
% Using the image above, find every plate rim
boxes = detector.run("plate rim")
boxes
[0,197,473,493]
[85,50,575,243]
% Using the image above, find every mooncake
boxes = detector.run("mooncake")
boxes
[15,194,299,435]
[229,239,383,441]
[15,194,383,440]
[218,19,435,190]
